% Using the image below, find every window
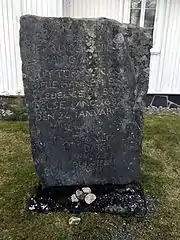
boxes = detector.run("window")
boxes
[130,0,157,38]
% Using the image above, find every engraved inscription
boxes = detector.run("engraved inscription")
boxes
[33,66,117,122]
[20,16,150,186]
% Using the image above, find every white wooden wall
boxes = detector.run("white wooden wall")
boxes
[0,0,180,95]
[149,0,180,94]
[0,0,63,95]
[63,0,131,22]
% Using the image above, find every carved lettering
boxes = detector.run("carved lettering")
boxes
[98,109,106,115]
[42,91,66,100]
[36,112,55,121]
[33,81,58,90]
[46,102,59,110]
[59,101,66,109]
[79,111,86,118]
[45,93,50,99]
[85,111,93,117]
[76,100,89,108]
[78,107,112,118]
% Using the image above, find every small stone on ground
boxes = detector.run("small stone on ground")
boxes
[75,189,85,200]
[85,193,97,204]
[68,216,81,225]
[71,194,79,203]
[82,187,92,194]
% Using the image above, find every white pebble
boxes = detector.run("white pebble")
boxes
[82,187,92,194]
[29,205,35,211]
[75,189,85,200]
[85,193,96,204]
[71,194,79,203]
[68,216,81,225]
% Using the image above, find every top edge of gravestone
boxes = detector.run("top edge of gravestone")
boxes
[20,14,150,35]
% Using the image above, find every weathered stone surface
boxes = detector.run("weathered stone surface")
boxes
[20,15,151,187]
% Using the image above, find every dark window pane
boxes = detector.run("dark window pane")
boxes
[131,0,142,9]
[130,9,141,25]
[144,9,156,28]
[146,0,157,8]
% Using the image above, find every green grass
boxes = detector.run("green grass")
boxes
[0,116,180,240]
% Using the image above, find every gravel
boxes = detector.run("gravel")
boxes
[145,106,180,115]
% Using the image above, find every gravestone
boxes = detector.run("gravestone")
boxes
[20,15,151,188]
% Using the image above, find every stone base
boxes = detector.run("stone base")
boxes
[27,182,153,217]
[145,94,180,108]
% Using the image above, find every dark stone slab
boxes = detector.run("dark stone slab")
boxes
[168,95,180,106]
[20,16,151,187]
[152,95,167,107]
[169,103,180,109]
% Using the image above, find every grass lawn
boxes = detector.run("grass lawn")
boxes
[0,115,180,240]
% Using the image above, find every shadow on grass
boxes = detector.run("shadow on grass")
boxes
[141,154,166,202]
